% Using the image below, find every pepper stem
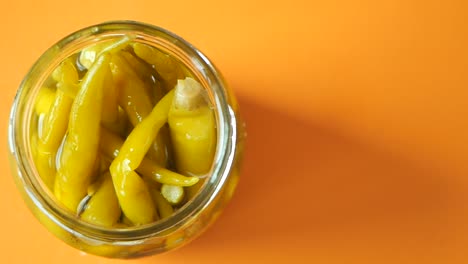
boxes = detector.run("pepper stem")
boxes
[173,77,206,110]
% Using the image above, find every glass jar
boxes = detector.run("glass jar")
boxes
[8,21,244,258]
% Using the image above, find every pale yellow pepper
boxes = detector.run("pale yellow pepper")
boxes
[34,87,55,115]
[35,60,78,189]
[81,173,121,227]
[31,129,56,190]
[168,78,216,198]
[39,60,78,154]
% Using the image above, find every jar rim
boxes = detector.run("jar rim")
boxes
[8,20,238,241]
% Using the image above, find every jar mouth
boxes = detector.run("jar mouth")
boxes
[9,20,238,241]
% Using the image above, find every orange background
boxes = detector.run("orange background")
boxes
[0,0,467,263]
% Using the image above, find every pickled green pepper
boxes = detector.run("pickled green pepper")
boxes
[100,128,199,186]
[80,173,121,227]
[111,53,170,166]
[54,54,110,212]
[168,77,216,198]
[109,90,174,225]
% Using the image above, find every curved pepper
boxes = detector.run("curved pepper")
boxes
[100,128,198,187]
[109,90,174,225]
[111,53,170,166]
[80,173,121,227]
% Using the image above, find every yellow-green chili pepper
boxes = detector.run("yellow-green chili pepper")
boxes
[137,155,197,186]
[31,131,56,190]
[119,51,155,80]
[35,60,79,189]
[79,36,132,69]
[81,173,121,227]
[111,53,170,166]
[52,59,80,99]
[101,64,119,126]
[147,182,174,219]
[32,90,55,189]
[34,87,55,115]
[132,42,184,91]
[154,192,174,219]
[121,216,131,226]
[100,128,198,186]
[39,60,78,154]
[103,106,130,137]
[38,90,72,154]
[111,53,153,124]
[119,51,165,104]
[168,78,216,198]
[54,54,111,212]
[79,41,125,127]
[149,124,173,167]
[109,89,174,225]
